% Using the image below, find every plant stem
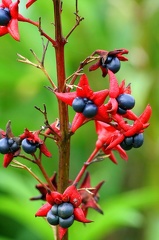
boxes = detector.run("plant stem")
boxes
[53,0,70,239]
[73,148,99,185]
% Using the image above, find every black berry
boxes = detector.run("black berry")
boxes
[46,210,59,225]
[58,203,74,219]
[117,94,135,110]
[22,139,38,154]
[72,97,86,113]
[102,56,121,73]
[133,133,144,148]
[0,8,11,26]
[59,215,74,228]
[82,103,98,118]
[0,138,10,154]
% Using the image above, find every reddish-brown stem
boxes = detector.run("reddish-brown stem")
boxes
[73,148,99,185]
[34,156,56,191]
[53,0,70,239]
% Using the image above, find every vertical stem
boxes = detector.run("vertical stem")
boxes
[53,0,70,239]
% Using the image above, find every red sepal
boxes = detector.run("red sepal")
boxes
[63,185,82,207]
[74,207,92,223]
[35,202,52,217]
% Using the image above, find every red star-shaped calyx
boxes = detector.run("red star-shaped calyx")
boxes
[55,74,109,132]
[89,48,128,77]
[79,172,104,217]
[0,0,38,41]
[35,185,92,240]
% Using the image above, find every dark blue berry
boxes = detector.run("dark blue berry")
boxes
[59,215,74,228]
[72,97,86,113]
[0,138,10,154]
[58,203,74,219]
[117,107,127,115]
[116,94,135,110]
[51,204,58,215]
[120,140,133,151]
[0,8,11,26]
[133,133,144,148]
[22,139,38,154]
[46,210,59,226]
[83,103,98,118]
[102,56,121,73]
[10,141,20,152]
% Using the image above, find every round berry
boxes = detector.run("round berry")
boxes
[46,210,59,226]
[0,138,10,154]
[72,97,86,113]
[116,94,135,110]
[120,140,133,151]
[117,107,127,115]
[59,215,74,228]
[58,203,74,219]
[51,204,58,215]
[83,103,98,118]
[22,139,38,154]
[102,56,121,73]
[0,8,11,26]
[10,141,20,152]
[133,133,144,148]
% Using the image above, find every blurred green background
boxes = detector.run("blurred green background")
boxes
[0,0,159,239]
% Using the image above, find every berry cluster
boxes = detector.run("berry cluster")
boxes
[72,97,98,118]
[0,8,11,26]
[0,137,20,154]
[47,203,74,228]
[120,133,144,151]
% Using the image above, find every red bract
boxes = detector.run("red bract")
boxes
[26,0,37,8]
[0,0,38,41]
[79,172,104,217]
[55,74,109,132]
[95,121,128,164]
[30,172,57,200]
[89,49,128,77]
[35,185,92,240]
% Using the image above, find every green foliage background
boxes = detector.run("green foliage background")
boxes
[0,0,159,239]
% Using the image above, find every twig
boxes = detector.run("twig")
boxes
[11,160,50,191]
[17,45,57,90]
[38,17,57,47]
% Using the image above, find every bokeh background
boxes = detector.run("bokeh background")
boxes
[0,0,159,239]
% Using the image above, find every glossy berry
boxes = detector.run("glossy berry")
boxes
[21,139,38,154]
[58,203,74,219]
[102,56,121,73]
[117,107,127,115]
[117,94,135,110]
[8,139,20,152]
[83,103,98,118]
[59,215,74,228]
[46,210,59,225]
[0,138,10,154]
[133,133,144,148]
[0,8,11,26]
[72,97,86,113]
[120,140,133,151]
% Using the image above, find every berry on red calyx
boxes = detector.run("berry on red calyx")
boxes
[21,139,39,154]
[101,55,121,73]
[120,133,144,150]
